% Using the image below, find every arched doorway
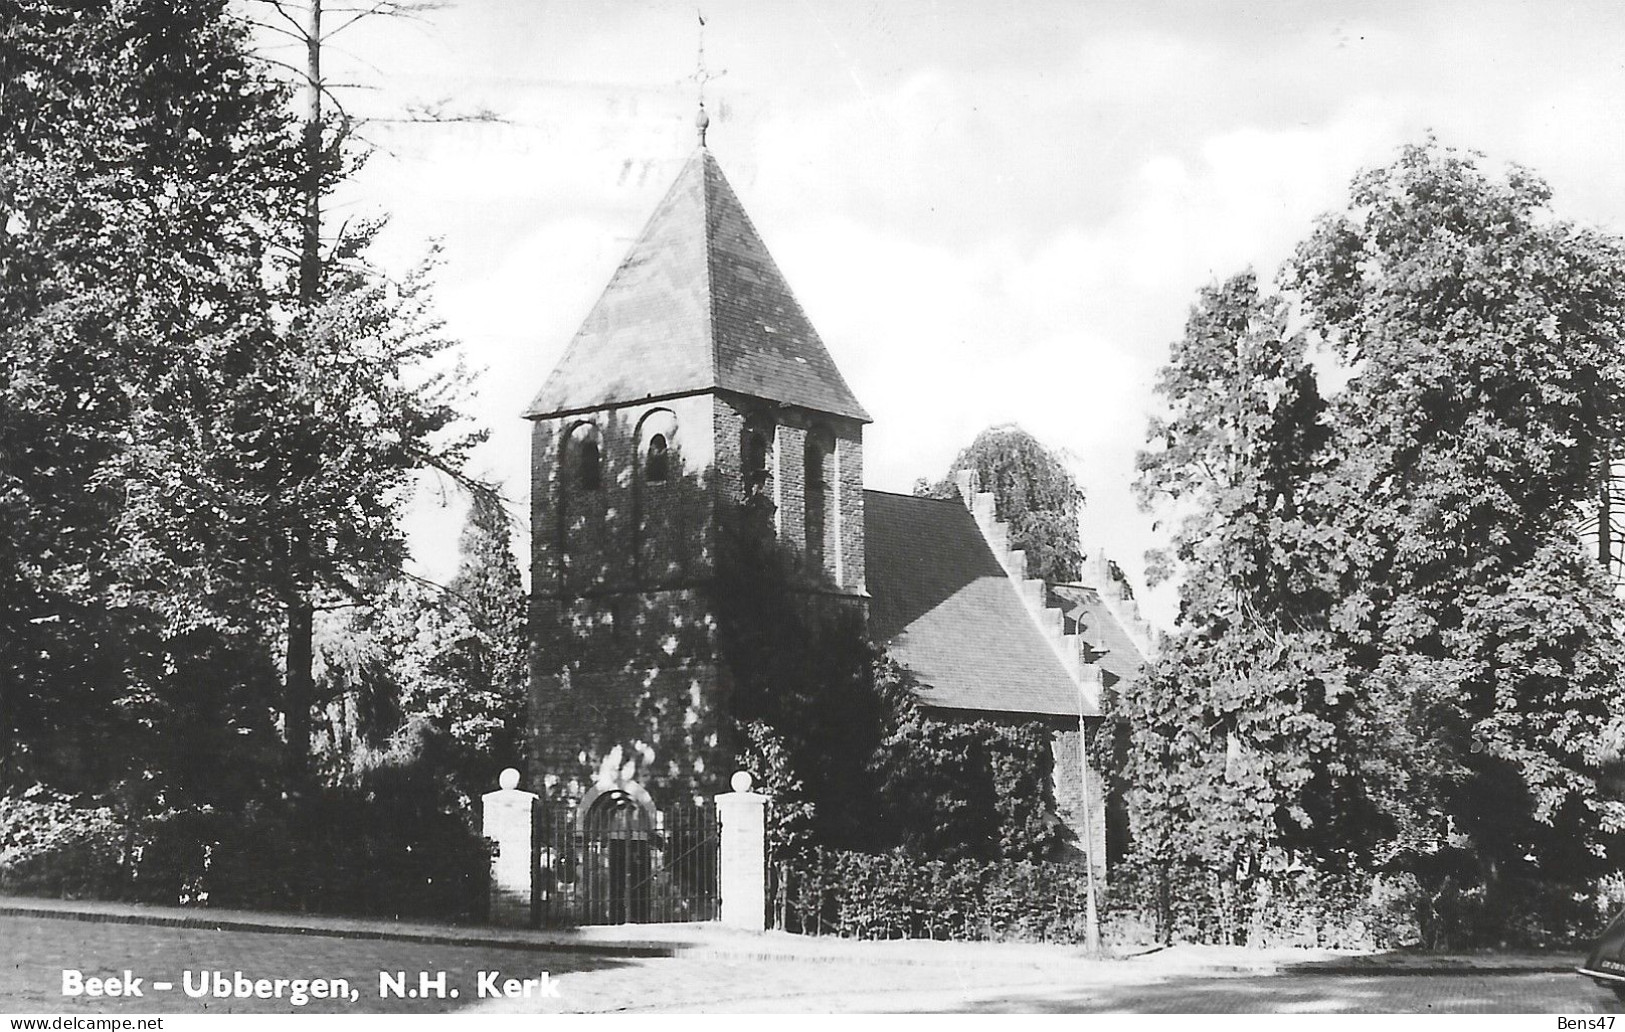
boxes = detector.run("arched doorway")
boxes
[581,789,652,925]
[537,783,719,927]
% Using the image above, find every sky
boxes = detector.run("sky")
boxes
[279,0,1625,630]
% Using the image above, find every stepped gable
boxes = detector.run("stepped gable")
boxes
[864,489,1095,718]
[524,147,869,422]
[1047,584,1148,689]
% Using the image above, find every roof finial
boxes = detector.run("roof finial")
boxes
[691,9,723,147]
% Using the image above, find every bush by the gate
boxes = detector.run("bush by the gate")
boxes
[775,847,1095,942]
[1098,855,1622,950]
[0,783,489,921]
[0,789,128,900]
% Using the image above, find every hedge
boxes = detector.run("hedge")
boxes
[1100,856,1625,950]
[770,846,1625,950]
[773,847,1096,943]
[0,786,490,922]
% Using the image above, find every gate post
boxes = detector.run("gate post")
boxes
[482,768,538,927]
[714,771,768,932]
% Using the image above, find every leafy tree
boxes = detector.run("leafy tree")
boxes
[872,689,1063,862]
[236,0,489,783]
[396,489,529,797]
[1136,273,1331,610]
[311,490,527,803]
[720,515,1065,862]
[0,0,299,801]
[1283,140,1625,887]
[1127,273,1376,904]
[717,513,891,853]
[310,578,419,782]
[1130,142,1625,944]
[1,0,479,805]
[917,425,1085,583]
[245,250,480,783]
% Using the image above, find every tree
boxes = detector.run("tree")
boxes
[309,485,527,807]
[718,514,1066,863]
[717,513,891,853]
[239,246,480,784]
[1136,272,1331,611]
[918,425,1085,583]
[871,689,1063,862]
[1,0,479,807]
[396,488,529,798]
[0,0,300,801]
[1127,272,1381,908]
[1283,140,1625,888]
[231,0,490,782]
[1130,141,1625,944]
[232,0,490,783]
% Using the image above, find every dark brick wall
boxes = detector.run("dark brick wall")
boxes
[529,589,729,805]
[834,420,865,592]
[530,391,866,807]
[1051,718,1108,882]
[709,393,759,515]
[711,393,866,594]
[529,395,725,804]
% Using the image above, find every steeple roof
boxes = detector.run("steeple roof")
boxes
[524,148,870,422]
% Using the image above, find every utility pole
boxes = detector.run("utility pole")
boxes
[1600,439,1615,574]
[1080,671,1102,954]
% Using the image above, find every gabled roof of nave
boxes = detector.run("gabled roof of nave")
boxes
[524,145,870,423]
[865,490,1086,717]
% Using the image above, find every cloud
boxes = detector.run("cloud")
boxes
[353,1,1625,633]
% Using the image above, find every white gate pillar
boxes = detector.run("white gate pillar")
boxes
[482,767,538,927]
[714,771,768,931]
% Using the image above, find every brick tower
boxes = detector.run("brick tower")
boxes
[524,116,870,808]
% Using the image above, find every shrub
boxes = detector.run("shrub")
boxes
[0,788,129,899]
[775,848,1093,943]
[0,772,489,922]
[872,708,1067,863]
[1101,858,1430,950]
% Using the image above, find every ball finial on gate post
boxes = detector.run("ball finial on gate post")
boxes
[484,768,536,927]
[716,770,767,930]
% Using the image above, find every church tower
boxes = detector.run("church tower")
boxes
[524,114,870,807]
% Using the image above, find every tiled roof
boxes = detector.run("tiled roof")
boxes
[865,490,1084,718]
[1047,584,1148,689]
[524,148,870,422]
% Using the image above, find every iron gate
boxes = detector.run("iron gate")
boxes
[537,794,719,926]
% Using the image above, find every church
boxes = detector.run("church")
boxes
[523,110,1152,870]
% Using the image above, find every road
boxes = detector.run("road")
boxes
[681,971,1620,1013]
[0,913,1611,1015]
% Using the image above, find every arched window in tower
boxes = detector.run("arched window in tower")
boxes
[561,420,603,497]
[743,428,771,501]
[558,420,604,579]
[578,438,602,490]
[645,433,669,483]
[805,428,835,574]
[632,408,680,579]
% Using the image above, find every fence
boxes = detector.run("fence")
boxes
[535,799,719,927]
